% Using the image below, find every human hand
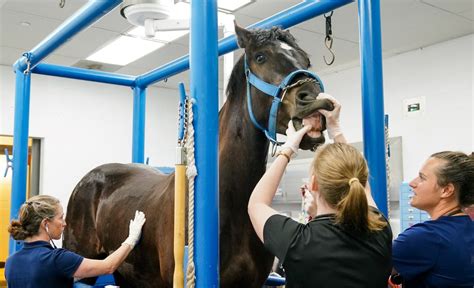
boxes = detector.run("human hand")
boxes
[317,93,342,139]
[123,211,146,248]
[301,185,317,218]
[282,120,312,154]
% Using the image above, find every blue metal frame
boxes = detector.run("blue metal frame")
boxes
[32,63,135,87]
[358,0,388,216]
[191,1,219,286]
[9,0,388,285]
[132,86,146,163]
[10,67,32,254]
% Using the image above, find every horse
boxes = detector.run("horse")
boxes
[63,23,333,288]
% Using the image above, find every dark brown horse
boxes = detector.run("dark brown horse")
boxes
[63,24,333,288]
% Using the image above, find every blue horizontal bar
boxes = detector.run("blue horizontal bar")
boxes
[136,0,354,88]
[32,63,136,87]
[13,0,121,72]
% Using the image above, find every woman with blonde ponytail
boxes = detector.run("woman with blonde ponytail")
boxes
[248,94,392,287]
[313,143,387,233]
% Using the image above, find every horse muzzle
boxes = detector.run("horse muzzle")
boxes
[292,95,334,151]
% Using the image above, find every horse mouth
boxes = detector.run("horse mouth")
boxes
[302,111,323,138]
[292,97,334,151]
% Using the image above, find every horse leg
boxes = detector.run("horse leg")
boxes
[113,270,134,288]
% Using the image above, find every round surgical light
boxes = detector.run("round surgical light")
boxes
[120,0,173,27]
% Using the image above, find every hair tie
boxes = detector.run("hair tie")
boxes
[348,178,359,185]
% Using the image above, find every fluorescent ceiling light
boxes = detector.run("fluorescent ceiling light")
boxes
[86,35,164,66]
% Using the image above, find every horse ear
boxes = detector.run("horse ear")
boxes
[234,21,251,48]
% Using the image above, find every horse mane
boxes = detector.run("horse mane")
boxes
[226,27,311,100]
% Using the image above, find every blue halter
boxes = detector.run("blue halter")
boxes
[244,55,325,145]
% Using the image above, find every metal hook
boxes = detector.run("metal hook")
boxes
[323,36,335,65]
[324,11,334,18]
[59,0,65,8]
[323,11,335,66]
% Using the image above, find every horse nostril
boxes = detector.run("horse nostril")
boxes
[298,92,308,98]
[297,92,314,102]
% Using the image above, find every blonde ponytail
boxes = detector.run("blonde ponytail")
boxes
[336,178,369,232]
[312,143,387,232]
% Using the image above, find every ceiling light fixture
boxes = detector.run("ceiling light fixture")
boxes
[127,26,188,43]
[86,35,164,66]
[86,0,243,66]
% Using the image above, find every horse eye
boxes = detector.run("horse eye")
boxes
[255,54,266,64]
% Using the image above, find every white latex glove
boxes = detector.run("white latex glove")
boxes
[123,210,146,248]
[317,93,342,139]
[282,120,312,154]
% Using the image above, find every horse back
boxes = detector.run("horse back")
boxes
[63,163,176,287]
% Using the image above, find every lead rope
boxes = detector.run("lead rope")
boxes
[185,99,197,288]
[385,115,391,218]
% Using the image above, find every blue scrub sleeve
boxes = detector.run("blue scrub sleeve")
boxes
[393,223,440,280]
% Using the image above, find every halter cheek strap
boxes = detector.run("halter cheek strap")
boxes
[244,55,325,145]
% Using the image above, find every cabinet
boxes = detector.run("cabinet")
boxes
[399,182,430,231]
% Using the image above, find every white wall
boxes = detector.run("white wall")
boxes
[322,33,473,182]
[1,33,472,212]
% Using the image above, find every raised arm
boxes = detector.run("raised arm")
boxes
[248,122,311,242]
[73,211,146,278]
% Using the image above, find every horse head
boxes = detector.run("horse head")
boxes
[234,23,333,151]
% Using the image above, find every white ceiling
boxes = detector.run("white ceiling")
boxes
[1,0,472,90]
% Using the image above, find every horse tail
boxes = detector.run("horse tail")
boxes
[63,166,108,259]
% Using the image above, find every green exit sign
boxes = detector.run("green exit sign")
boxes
[407,103,420,112]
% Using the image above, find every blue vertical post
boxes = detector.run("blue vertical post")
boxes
[132,86,146,163]
[9,68,32,254]
[357,0,388,216]
[190,0,219,287]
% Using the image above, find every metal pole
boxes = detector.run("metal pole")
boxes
[191,0,219,286]
[9,68,32,254]
[357,0,388,216]
[32,63,136,87]
[132,86,146,163]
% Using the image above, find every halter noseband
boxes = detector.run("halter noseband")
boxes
[244,55,325,145]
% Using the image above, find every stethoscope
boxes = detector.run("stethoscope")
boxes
[45,224,58,249]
